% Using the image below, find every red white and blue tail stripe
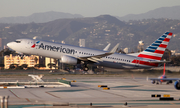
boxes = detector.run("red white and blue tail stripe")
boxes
[137,32,172,61]
[131,32,172,67]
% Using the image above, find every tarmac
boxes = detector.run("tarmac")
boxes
[0,74,180,108]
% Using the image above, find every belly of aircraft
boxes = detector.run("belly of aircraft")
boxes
[98,61,135,69]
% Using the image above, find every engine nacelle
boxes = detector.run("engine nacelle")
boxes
[61,55,77,65]
[174,81,180,90]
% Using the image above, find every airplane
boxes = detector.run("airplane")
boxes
[7,32,172,71]
[149,63,180,90]
[150,63,171,84]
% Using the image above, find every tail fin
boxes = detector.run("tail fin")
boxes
[137,32,173,61]
[163,63,166,75]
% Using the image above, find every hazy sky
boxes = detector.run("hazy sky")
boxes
[1,0,180,18]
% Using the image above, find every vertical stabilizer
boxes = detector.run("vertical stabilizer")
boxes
[163,63,166,75]
[138,32,173,61]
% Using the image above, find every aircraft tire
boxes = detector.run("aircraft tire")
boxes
[83,67,89,71]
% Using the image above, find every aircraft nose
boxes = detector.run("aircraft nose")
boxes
[7,42,14,48]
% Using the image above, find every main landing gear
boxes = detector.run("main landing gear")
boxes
[83,63,89,71]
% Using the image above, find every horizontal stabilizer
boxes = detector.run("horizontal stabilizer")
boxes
[148,61,170,63]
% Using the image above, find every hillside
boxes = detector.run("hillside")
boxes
[0,11,83,23]
[118,5,180,21]
[0,15,180,52]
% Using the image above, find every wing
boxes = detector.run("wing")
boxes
[150,78,180,81]
[78,43,119,63]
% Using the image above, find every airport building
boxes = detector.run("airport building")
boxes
[4,54,58,69]
[45,57,58,69]
[4,54,39,69]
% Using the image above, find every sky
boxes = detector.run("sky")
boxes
[1,0,180,18]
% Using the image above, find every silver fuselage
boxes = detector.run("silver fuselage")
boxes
[7,39,154,69]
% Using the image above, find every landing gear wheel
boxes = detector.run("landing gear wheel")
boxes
[83,67,89,71]
[83,62,89,71]
[152,80,155,84]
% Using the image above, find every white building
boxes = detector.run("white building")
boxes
[79,39,85,47]
[123,47,128,54]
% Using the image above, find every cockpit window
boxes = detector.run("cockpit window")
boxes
[15,41,21,43]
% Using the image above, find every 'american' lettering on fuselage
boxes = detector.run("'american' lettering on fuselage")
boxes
[38,43,76,54]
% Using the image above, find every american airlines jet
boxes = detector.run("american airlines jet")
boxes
[7,32,172,71]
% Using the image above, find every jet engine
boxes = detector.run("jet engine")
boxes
[61,55,77,65]
[151,80,155,84]
[174,81,180,90]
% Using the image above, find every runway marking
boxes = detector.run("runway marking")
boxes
[99,89,127,98]
[80,81,102,83]
[78,85,127,98]
[123,89,172,92]
[28,91,41,98]
[75,102,180,106]
[9,89,20,98]
[50,89,86,92]
[45,92,60,98]
[112,85,141,88]
[9,90,32,102]
[25,98,31,102]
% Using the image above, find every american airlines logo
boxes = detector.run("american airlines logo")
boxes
[38,43,76,54]
[31,41,40,48]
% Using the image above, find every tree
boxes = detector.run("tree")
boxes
[21,64,28,70]
[34,64,46,69]
[47,63,56,69]
[162,49,171,61]
[34,57,39,64]
[170,55,180,66]
[9,64,18,69]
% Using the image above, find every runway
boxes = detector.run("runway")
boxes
[0,74,180,108]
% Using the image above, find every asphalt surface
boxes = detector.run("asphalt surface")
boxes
[0,73,180,108]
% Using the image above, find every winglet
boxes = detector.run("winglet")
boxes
[103,43,111,51]
[109,43,119,54]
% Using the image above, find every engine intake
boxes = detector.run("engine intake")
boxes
[174,81,180,90]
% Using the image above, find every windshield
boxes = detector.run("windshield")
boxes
[15,40,21,43]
